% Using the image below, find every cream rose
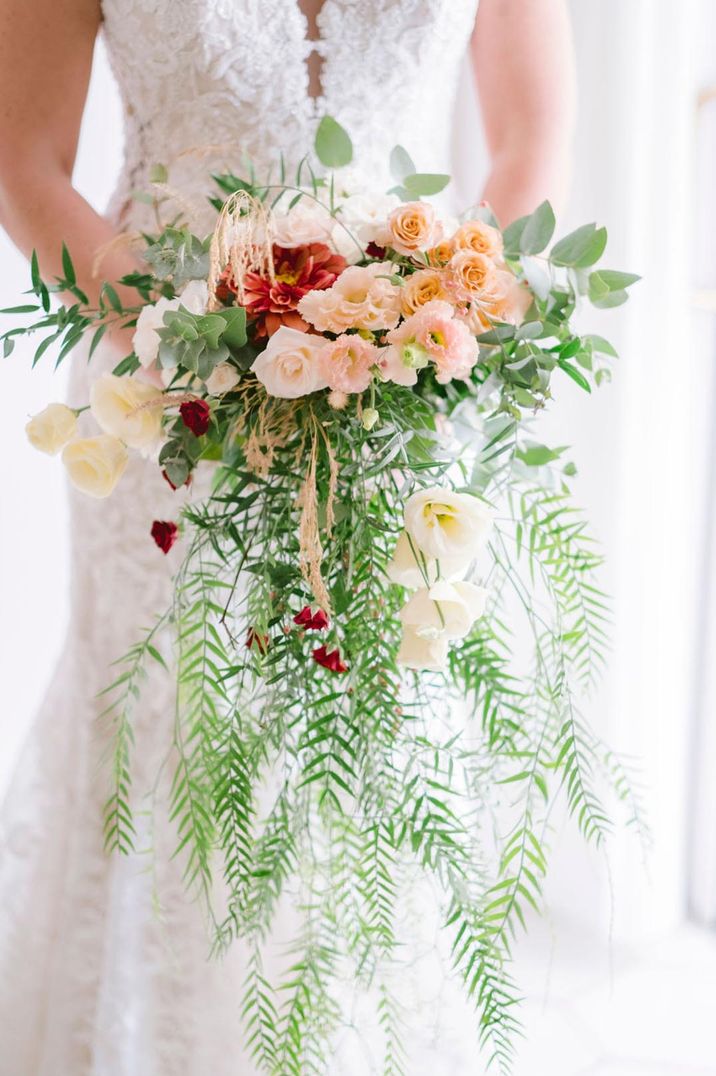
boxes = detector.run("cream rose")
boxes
[387,201,442,257]
[90,373,165,450]
[404,486,493,560]
[400,580,488,640]
[397,625,449,671]
[205,362,240,396]
[386,532,471,588]
[251,326,327,399]
[25,403,77,456]
[132,280,209,369]
[331,192,400,262]
[272,200,334,248]
[62,435,128,498]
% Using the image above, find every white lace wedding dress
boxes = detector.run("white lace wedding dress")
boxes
[0,3,485,1073]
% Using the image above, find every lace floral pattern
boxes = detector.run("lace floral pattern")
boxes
[0,2,483,1072]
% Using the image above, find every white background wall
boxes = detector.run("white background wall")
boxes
[0,2,710,953]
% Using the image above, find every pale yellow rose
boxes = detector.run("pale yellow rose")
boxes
[62,435,128,498]
[90,373,164,450]
[404,486,493,561]
[447,250,511,304]
[25,403,77,456]
[387,201,442,256]
[452,220,504,260]
[400,269,451,316]
[400,580,488,640]
[397,625,449,671]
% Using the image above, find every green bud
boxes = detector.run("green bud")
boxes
[362,407,379,431]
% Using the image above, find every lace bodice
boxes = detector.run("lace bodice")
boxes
[101,0,481,229]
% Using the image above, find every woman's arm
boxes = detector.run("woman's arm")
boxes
[471,0,577,224]
[0,0,137,321]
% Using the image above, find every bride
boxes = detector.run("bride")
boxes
[0,1,575,1073]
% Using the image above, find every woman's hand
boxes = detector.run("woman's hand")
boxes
[471,0,577,225]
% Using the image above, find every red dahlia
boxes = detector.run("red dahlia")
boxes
[244,243,346,337]
[151,520,178,554]
[312,645,348,674]
[180,399,211,436]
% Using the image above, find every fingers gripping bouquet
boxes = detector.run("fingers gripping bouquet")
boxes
[5,118,642,1072]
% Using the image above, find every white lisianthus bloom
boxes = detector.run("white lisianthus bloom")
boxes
[397,625,450,671]
[132,280,209,369]
[404,486,493,560]
[90,373,164,449]
[62,435,128,498]
[400,580,488,641]
[331,192,401,262]
[251,326,328,399]
[272,200,334,248]
[386,532,471,589]
[205,362,240,396]
[25,403,77,456]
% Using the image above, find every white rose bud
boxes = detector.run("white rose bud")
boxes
[25,403,77,456]
[404,486,493,561]
[205,362,240,396]
[400,580,488,641]
[90,373,164,450]
[397,625,449,671]
[62,435,128,498]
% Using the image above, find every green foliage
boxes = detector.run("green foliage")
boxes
[314,116,353,169]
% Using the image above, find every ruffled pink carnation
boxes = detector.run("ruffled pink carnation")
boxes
[382,300,479,386]
[320,334,380,394]
[298,263,401,333]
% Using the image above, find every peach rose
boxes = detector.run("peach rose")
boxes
[452,219,504,260]
[426,240,454,268]
[447,250,512,304]
[298,263,401,333]
[401,269,451,316]
[319,334,380,394]
[387,201,442,256]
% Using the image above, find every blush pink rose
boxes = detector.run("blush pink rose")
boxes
[319,334,380,394]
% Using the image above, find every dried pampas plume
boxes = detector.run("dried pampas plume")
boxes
[208,190,275,311]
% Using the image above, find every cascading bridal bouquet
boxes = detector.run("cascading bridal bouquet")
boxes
[4,117,644,1073]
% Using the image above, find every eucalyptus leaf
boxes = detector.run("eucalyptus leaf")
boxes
[314,116,353,168]
[502,215,529,258]
[521,256,551,301]
[389,145,415,183]
[550,223,608,268]
[520,201,555,255]
[402,173,450,198]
